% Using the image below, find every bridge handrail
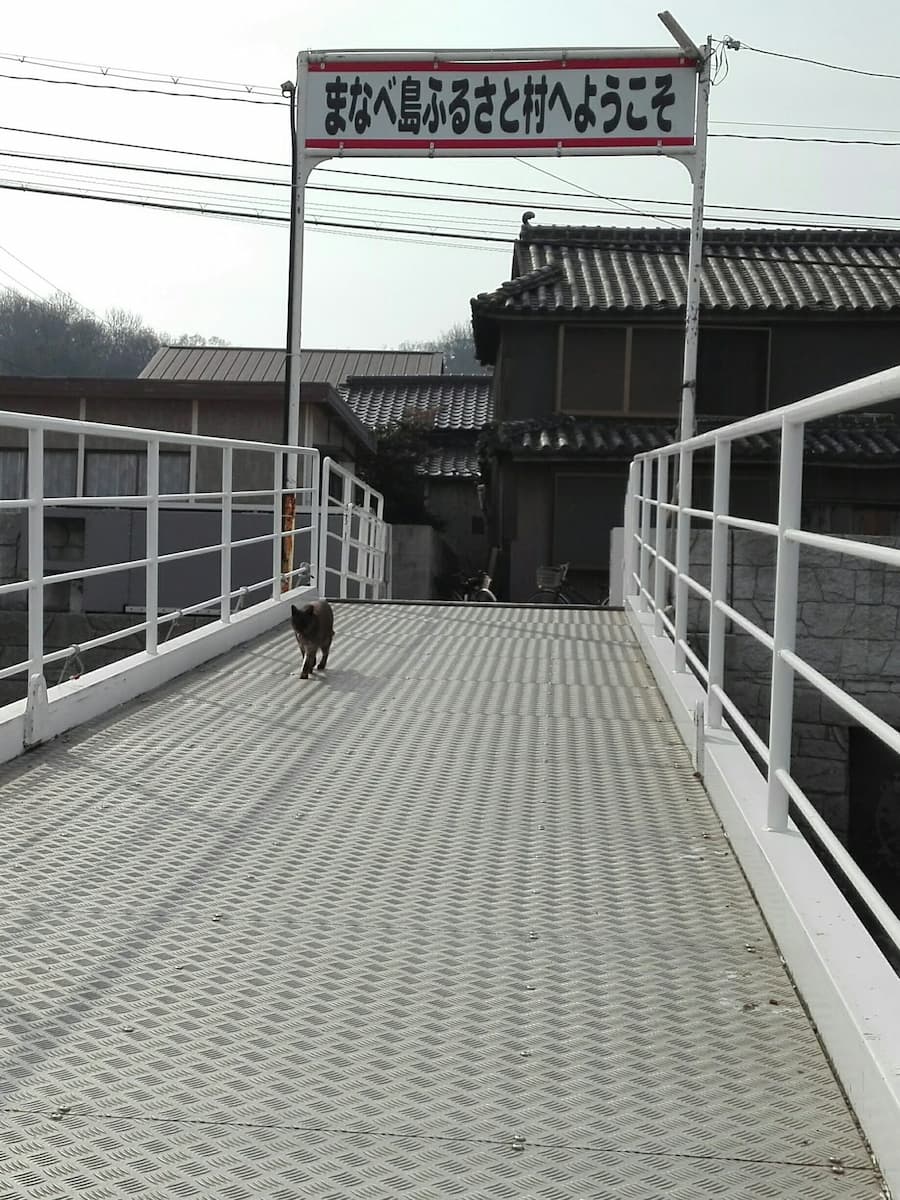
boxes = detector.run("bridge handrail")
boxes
[623,364,900,954]
[0,409,389,746]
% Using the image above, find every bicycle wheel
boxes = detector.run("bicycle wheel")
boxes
[473,587,496,602]
[527,589,563,604]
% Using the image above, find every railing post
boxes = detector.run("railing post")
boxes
[674,443,694,673]
[145,440,160,654]
[638,456,653,611]
[653,453,669,635]
[339,501,351,601]
[622,460,638,603]
[26,426,44,680]
[220,445,233,623]
[307,451,320,594]
[318,457,331,599]
[272,451,284,600]
[767,418,804,831]
[706,439,732,729]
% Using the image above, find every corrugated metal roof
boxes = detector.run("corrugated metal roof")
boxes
[486,413,900,462]
[140,347,445,386]
[343,375,493,431]
[473,223,900,317]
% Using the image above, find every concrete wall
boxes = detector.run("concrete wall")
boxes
[425,478,488,574]
[389,524,443,600]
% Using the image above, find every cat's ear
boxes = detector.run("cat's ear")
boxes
[291,604,299,616]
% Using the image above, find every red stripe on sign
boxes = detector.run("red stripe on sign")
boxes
[308,57,693,73]
[306,136,695,151]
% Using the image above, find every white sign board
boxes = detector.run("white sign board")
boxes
[303,55,698,155]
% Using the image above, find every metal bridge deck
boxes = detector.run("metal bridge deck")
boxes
[0,605,884,1198]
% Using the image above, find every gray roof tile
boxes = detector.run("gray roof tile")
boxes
[487,413,900,462]
[473,223,900,317]
[343,375,493,431]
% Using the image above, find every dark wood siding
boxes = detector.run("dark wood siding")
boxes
[769,321,900,408]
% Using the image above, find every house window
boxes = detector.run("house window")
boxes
[698,329,769,417]
[85,451,190,497]
[560,327,626,413]
[629,328,683,414]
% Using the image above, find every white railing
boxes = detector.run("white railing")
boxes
[319,456,391,600]
[623,365,900,954]
[0,409,388,754]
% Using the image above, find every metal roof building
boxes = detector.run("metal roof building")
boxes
[140,347,445,387]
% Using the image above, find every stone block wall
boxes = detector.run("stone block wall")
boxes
[684,529,900,840]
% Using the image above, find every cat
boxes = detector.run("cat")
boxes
[290,600,334,679]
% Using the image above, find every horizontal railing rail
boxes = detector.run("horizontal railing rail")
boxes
[0,410,389,749]
[623,364,900,955]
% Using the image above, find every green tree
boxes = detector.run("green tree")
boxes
[401,320,489,375]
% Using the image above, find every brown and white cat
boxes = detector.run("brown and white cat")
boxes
[290,600,334,679]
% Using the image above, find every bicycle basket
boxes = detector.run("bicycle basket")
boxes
[536,565,565,590]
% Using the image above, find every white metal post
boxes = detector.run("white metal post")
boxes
[318,457,332,599]
[638,457,653,610]
[285,54,315,496]
[220,446,233,623]
[706,438,732,728]
[622,460,638,603]
[339,477,351,601]
[26,426,44,679]
[273,451,284,600]
[767,418,804,831]
[145,440,160,655]
[677,38,711,443]
[673,443,693,672]
[307,450,320,594]
[653,453,669,634]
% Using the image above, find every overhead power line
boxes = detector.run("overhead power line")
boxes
[738,42,900,82]
[3,176,900,279]
[0,50,282,95]
[0,70,286,104]
[3,125,900,230]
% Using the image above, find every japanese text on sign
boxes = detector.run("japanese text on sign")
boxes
[304,58,697,152]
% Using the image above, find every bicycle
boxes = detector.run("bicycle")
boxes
[526,562,601,605]
[449,568,497,602]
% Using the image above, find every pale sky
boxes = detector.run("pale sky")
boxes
[0,0,898,355]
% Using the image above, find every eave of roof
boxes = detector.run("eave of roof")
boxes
[471,221,900,363]
[480,413,900,465]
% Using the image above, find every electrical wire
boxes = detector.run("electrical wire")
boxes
[0,70,286,104]
[2,176,900,281]
[739,42,900,82]
[4,120,900,230]
[0,50,282,95]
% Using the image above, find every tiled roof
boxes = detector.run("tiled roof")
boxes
[473,222,900,319]
[485,414,900,463]
[140,347,445,386]
[343,375,493,431]
[420,445,481,478]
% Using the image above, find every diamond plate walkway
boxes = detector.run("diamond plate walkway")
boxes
[0,605,885,1198]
